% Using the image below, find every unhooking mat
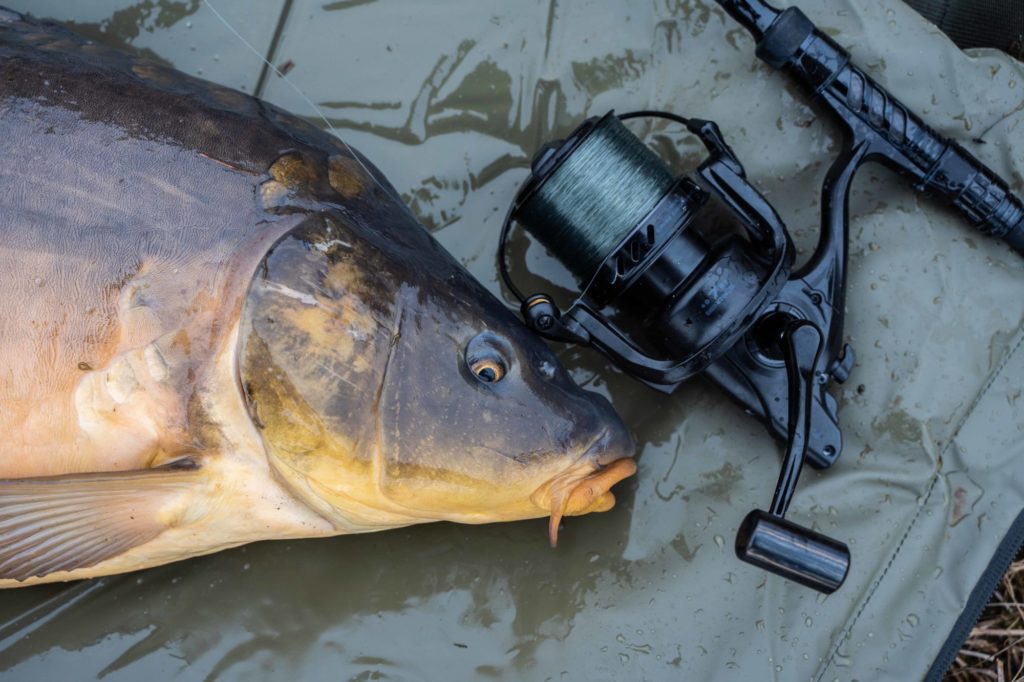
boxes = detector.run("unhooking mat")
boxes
[0,1,1022,680]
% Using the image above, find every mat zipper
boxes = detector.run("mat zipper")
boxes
[925,508,1024,680]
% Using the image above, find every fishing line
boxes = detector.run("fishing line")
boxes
[201,0,389,195]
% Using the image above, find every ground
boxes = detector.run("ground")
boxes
[949,552,1024,680]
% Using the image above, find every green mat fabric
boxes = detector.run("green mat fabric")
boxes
[1,1,1023,679]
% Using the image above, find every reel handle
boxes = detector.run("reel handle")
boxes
[735,321,850,593]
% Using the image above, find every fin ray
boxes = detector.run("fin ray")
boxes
[0,463,198,582]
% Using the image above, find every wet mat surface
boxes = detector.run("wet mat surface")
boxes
[2,1,1024,679]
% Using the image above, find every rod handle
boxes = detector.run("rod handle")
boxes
[719,1,1024,256]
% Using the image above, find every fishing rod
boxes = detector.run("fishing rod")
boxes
[498,0,1024,593]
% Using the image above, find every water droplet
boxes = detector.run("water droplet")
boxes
[619,653,630,663]
[714,534,725,550]
[907,613,919,627]
[805,616,813,627]
[185,20,192,28]
[616,634,626,643]
[32,276,43,286]
[833,651,852,667]
[775,665,783,672]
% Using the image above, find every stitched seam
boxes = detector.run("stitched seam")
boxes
[815,327,1024,680]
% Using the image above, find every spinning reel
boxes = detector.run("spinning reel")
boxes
[499,0,1024,593]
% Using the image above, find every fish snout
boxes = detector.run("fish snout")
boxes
[584,418,636,467]
[532,392,637,546]
[573,391,635,466]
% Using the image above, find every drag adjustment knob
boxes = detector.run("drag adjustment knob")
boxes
[735,320,851,593]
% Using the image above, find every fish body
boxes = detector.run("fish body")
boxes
[0,10,634,587]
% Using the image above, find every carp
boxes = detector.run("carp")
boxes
[0,9,635,587]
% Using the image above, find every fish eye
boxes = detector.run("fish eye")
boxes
[464,332,512,385]
[470,357,505,383]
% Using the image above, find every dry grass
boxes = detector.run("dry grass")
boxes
[947,556,1024,681]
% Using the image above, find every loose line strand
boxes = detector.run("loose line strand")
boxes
[202,0,388,194]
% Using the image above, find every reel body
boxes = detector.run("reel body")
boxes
[510,113,847,470]
[505,111,851,593]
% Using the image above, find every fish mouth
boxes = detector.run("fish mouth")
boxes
[530,434,637,547]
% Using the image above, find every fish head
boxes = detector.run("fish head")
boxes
[370,275,637,539]
[240,208,635,540]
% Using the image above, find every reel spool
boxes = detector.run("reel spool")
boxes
[500,111,851,593]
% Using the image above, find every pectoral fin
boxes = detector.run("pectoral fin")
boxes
[0,458,200,582]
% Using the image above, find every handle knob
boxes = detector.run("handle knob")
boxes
[736,510,850,593]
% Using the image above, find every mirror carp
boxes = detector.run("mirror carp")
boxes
[0,9,635,587]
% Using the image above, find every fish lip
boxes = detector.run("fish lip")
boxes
[531,453,638,547]
[528,428,636,514]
